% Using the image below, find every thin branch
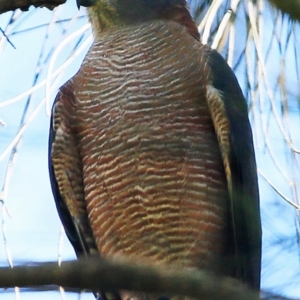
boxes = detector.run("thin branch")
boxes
[268,0,300,21]
[0,0,66,14]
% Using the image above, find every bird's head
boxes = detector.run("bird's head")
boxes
[76,0,195,36]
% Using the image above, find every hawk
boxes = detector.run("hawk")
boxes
[49,0,261,298]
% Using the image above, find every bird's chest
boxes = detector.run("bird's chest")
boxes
[74,21,213,165]
[71,21,229,270]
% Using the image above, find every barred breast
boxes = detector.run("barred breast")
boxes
[71,19,229,271]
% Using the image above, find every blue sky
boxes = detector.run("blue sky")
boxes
[0,0,300,299]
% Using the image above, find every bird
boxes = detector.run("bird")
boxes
[48,0,261,298]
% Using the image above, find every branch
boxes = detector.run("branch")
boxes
[0,257,260,300]
[0,0,66,14]
[268,0,300,21]
[1,0,300,22]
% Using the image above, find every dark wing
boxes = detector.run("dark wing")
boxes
[48,81,97,258]
[207,49,261,290]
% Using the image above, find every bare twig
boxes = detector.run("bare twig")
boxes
[0,0,66,14]
[268,0,300,21]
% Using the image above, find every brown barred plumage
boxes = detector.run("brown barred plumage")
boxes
[49,1,261,298]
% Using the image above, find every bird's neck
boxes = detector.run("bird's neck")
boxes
[87,0,200,40]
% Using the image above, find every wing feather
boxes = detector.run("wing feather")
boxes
[48,82,98,257]
[207,49,261,290]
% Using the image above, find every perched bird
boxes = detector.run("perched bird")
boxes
[49,0,261,298]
